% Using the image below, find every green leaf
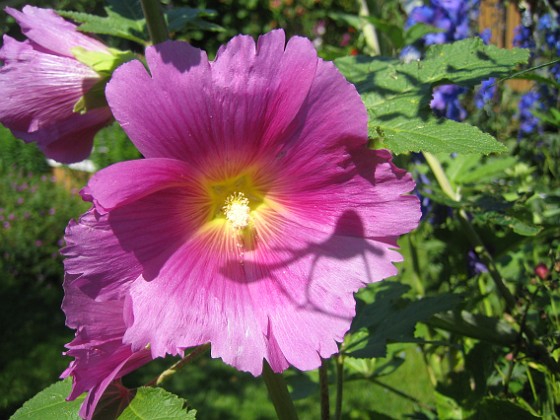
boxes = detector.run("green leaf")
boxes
[344,282,461,358]
[11,378,83,420]
[166,7,223,33]
[118,387,196,420]
[335,38,528,155]
[371,117,507,155]
[404,23,445,45]
[452,157,518,184]
[427,311,517,346]
[469,397,539,419]
[59,0,147,45]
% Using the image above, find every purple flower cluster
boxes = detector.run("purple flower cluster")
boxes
[403,0,482,121]
[474,78,497,110]
[517,91,544,137]
[406,0,480,46]
[514,10,560,137]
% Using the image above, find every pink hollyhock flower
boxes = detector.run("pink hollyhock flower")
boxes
[62,29,420,414]
[62,210,152,419]
[0,6,114,163]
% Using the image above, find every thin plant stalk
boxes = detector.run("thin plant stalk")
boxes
[319,360,330,420]
[147,343,210,387]
[140,0,169,44]
[263,361,299,420]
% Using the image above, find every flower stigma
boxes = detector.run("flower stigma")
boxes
[222,192,251,230]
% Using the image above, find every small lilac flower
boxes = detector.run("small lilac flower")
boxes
[48,207,56,216]
[517,91,543,137]
[431,84,468,121]
[34,240,42,247]
[475,78,497,110]
[8,213,15,221]
[513,25,536,51]
[400,45,421,63]
[62,30,420,417]
[3,222,10,229]
[16,197,24,205]
[467,249,488,276]
[0,6,114,163]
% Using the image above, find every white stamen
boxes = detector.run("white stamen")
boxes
[223,192,251,229]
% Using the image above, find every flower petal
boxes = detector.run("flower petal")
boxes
[106,31,319,164]
[62,211,151,419]
[5,6,108,57]
[0,36,101,133]
[83,158,202,213]
[63,209,141,301]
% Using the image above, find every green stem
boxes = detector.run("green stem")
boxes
[147,343,210,386]
[319,360,330,420]
[263,361,299,420]
[334,355,344,420]
[357,0,380,55]
[140,0,169,44]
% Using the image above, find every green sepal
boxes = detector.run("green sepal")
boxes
[72,80,109,114]
[71,47,137,76]
[71,48,136,114]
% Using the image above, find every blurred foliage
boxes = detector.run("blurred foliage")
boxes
[0,130,90,418]
[1,0,560,419]
[89,123,142,169]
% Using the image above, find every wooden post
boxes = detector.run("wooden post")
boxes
[479,0,532,92]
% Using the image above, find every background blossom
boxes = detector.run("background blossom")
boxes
[0,6,113,163]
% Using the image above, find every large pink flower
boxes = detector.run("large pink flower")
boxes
[62,30,420,410]
[62,210,152,419]
[0,6,114,163]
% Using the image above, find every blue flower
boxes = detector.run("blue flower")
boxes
[431,84,468,121]
[475,78,497,109]
[517,91,543,137]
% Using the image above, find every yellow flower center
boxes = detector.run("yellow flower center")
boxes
[222,192,251,230]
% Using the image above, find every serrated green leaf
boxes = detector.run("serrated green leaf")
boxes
[59,1,147,46]
[371,117,507,155]
[344,282,461,358]
[118,387,196,420]
[336,38,525,155]
[11,378,83,420]
[419,38,529,86]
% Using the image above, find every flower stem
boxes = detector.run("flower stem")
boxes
[334,355,344,420]
[147,344,210,387]
[357,0,380,55]
[319,360,330,420]
[262,361,299,420]
[140,0,169,44]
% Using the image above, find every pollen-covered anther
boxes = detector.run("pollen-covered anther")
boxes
[223,192,251,229]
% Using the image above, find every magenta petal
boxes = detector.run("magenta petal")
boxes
[84,158,200,213]
[12,107,113,164]
[63,31,421,381]
[62,211,151,419]
[5,6,108,57]
[63,210,142,301]
[106,31,320,163]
